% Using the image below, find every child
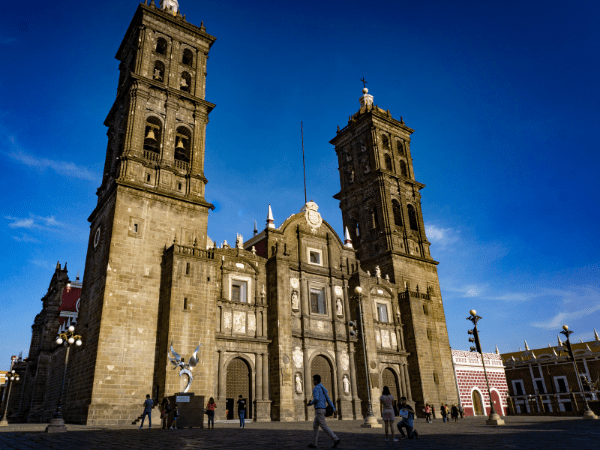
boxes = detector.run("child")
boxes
[170,404,179,429]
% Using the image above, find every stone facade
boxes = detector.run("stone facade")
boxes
[13,1,458,425]
[501,336,600,414]
[451,350,508,416]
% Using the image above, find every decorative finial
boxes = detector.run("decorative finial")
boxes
[159,0,179,15]
[344,226,353,248]
[251,246,256,255]
[495,345,499,354]
[253,220,258,236]
[524,340,529,351]
[76,271,80,281]
[359,85,374,108]
[531,352,537,359]
[385,274,390,281]
[557,335,563,346]
[56,261,61,270]
[267,204,275,229]
[552,348,558,357]
[586,344,592,352]
[400,116,405,124]
[595,329,600,341]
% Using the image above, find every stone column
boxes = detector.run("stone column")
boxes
[218,350,226,403]
[262,353,269,400]
[403,364,412,400]
[256,353,263,401]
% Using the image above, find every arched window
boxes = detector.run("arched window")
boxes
[371,208,379,229]
[397,140,405,155]
[143,117,162,155]
[384,154,392,171]
[407,205,419,231]
[153,61,165,82]
[155,37,167,55]
[174,126,191,162]
[180,71,191,92]
[400,160,408,177]
[182,48,193,66]
[381,134,390,150]
[392,200,403,226]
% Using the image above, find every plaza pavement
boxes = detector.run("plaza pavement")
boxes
[0,416,598,449]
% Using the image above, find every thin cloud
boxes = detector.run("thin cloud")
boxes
[425,224,459,249]
[531,303,600,330]
[8,149,99,182]
[5,214,67,231]
[13,233,40,243]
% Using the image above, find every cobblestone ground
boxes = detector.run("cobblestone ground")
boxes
[0,416,598,450]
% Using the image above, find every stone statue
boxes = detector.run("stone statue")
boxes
[295,373,303,394]
[366,270,371,277]
[385,274,390,281]
[153,68,162,80]
[291,290,299,311]
[343,375,350,394]
[236,234,243,249]
[349,169,354,183]
[336,298,343,316]
[375,266,381,278]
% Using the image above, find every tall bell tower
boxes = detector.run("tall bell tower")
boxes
[68,1,217,425]
[330,87,458,412]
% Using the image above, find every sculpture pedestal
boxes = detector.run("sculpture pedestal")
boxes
[45,417,67,433]
[360,415,382,428]
[166,393,205,428]
[582,409,598,420]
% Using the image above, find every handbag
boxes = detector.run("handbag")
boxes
[321,386,334,417]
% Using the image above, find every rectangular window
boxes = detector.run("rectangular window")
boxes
[183,298,188,310]
[186,262,190,275]
[309,251,321,265]
[231,280,247,303]
[535,380,545,394]
[513,380,525,396]
[423,304,429,315]
[555,377,568,393]
[147,174,151,183]
[133,224,138,233]
[433,372,439,384]
[377,304,388,323]
[178,182,183,190]
[310,288,326,314]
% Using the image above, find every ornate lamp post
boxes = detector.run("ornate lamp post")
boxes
[350,286,382,428]
[45,326,83,433]
[467,310,504,425]
[559,325,598,420]
[0,358,20,426]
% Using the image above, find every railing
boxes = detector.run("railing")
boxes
[175,159,189,171]
[508,391,598,414]
[144,150,160,162]
[172,244,214,259]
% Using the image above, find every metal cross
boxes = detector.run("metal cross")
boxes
[360,77,368,88]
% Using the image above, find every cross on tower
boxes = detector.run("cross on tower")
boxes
[361,77,368,88]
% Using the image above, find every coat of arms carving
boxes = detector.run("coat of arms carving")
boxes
[302,201,322,234]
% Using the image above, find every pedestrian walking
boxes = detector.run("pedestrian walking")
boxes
[397,397,418,439]
[459,405,464,419]
[160,398,171,429]
[170,404,179,429]
[380,386,398,442]
[424,404,432,423]
[139,394,153,429]
[441,404,448,422]
[431,405,436,419]
[451,404,459,423]
[237,395,246,428]
[307,374,340,449]
[206,397,216,429]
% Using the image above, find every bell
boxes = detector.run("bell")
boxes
[145,128,156,141]
[176,138,185,149]
[181,77,188,87]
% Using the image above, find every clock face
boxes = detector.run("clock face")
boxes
[94,227,101,248]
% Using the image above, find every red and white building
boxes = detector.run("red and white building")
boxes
[452,349,508,416]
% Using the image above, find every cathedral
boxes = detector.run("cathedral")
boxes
[12,0,458,425]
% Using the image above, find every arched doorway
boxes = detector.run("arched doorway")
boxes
[382,368,400,415]
[490,390,502,416]
[311,355,334,401]
[472,390,484,416]
[226,357,251,420]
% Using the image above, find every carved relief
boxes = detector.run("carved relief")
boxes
[375,329,381,348]
[336,298,343,317]
[334,286,343,296]
[293,347,304,368]
[248,314,256,333]
[233,311,246,333]
[343,375,350,395]
[340,352,349,371]
[223,311,232,329]
[381,329,391,348]
[391,331,398,349]
[290,277,299,289]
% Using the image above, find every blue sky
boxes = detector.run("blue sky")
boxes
[1,0,599,367]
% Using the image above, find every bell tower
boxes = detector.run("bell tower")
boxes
[69,1,217,425]
[330,87,458,412]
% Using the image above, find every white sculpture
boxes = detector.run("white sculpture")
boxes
[375,266,381,278]
[236,234,243,249]
[343,375,350,394]
[295,373,303,394]
[336,298,343,316]
[291,291,300,311]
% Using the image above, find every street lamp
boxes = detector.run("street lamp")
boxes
[351,286,382,428]
[0,359,20,426]
[559,325,598,420]
[467,310,504,425]
[45,325,83,433]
